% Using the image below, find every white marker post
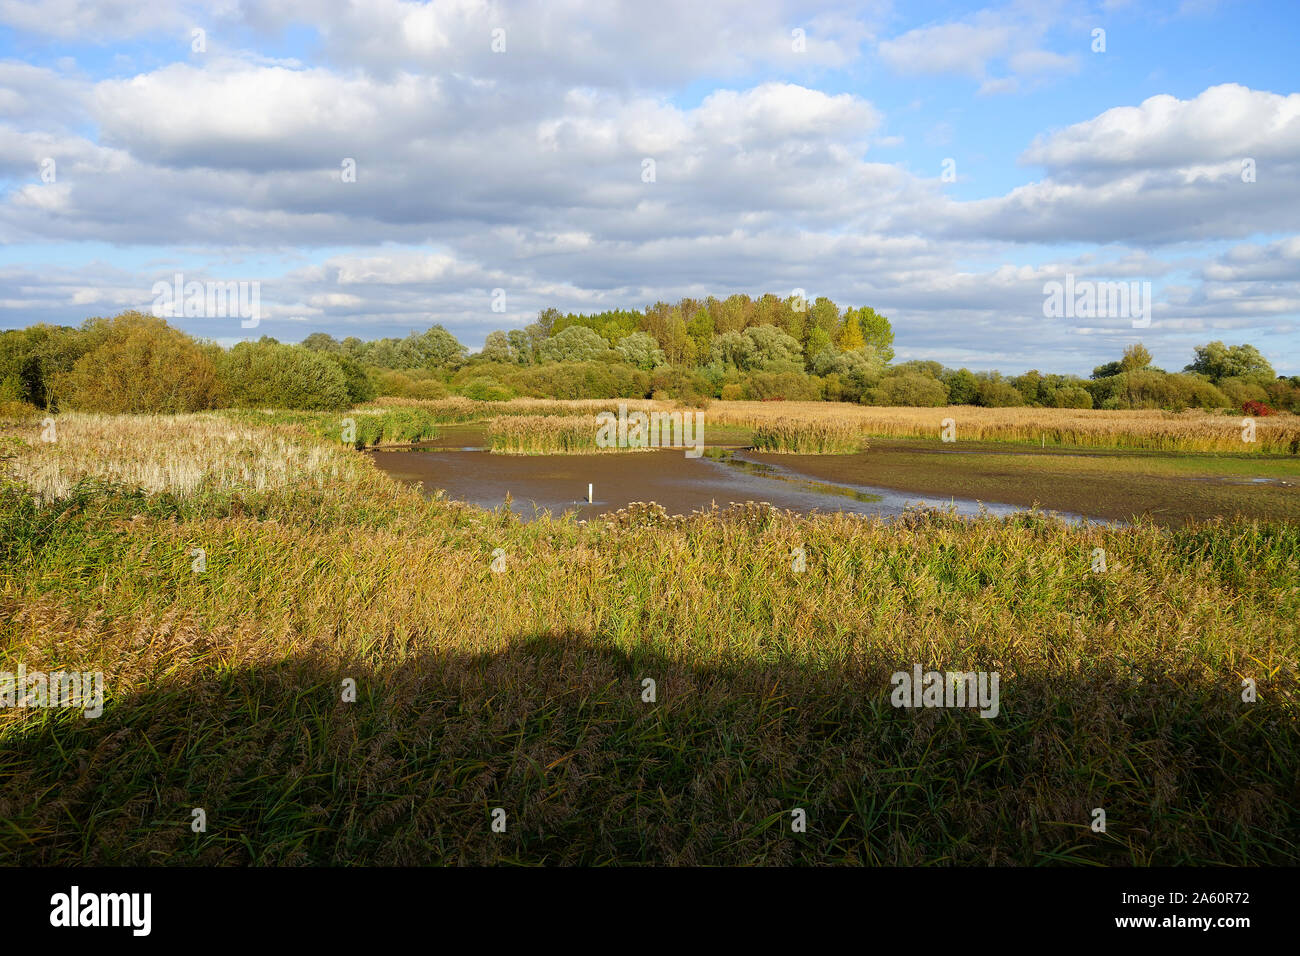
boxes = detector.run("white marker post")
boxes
[587,483,593,503]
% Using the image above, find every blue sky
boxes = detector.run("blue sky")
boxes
[0,0,1296,376]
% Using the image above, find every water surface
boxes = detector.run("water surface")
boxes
[367,444,1093,523]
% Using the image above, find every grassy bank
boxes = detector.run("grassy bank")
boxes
[1,413,1297,865]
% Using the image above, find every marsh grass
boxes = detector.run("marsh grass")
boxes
[369,396,663,425]
[4,412,366,503]
[713,401,1300,454]
[219,407,440,448]
[488,415,613,454]
[751,419,869,454]
[1,413,1297,865]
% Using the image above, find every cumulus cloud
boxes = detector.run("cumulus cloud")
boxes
[0,3,1295,374]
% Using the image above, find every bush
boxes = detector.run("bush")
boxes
[1242,399,1275,417]
[745,371,821,402]
[460,376,516,401]
[504,362,650,400]
[218,340,351,411]
[1218,377,1269,409]
[1049,386,1093,409]
[975,380,1025,408]
[406,379,449,400]
[719,383,745,401]
[59,312,220,414]
[868,372,949,407]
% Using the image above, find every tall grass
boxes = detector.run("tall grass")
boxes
[4,412,363,503]
[488,415,606,454]
[751,419,869,454]
[1,413,1296,865]
[219,407,440,448]
[711,401,1300,454]
[369,396,663,425]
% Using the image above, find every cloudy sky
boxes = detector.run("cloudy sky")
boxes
[1,0,1297,375]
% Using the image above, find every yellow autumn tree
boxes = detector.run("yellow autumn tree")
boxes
[836,312,865,351]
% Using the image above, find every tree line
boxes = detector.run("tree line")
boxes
[1,295,1294,415]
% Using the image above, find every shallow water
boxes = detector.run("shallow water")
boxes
[367,444,1100,523]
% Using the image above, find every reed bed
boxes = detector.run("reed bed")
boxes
[488,414,611,454]
[369,396,663,425]
[3,412,367,503]
[1,413,1297,865]
[710,401,1300,454]
[750,419,869,454]
[218,407,439,448]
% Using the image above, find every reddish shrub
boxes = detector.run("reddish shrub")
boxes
[1242,399,1275,417]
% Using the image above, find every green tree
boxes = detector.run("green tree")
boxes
[1185,341,1274,383]
[538,325,610,363]
[614,331,666,370]
[846,307,895,362]
[479,330,513,363]
[302,332,341,353]
[1121,343,1152,372]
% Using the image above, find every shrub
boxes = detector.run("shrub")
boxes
[975,380,1025,408]
[1218,377,1269,409]
[1242,399,1275,417]
[406,379,449,400]
[218,340,351,411]
[746,371,821,402]
[869,372,949,407]
[719,383,745,401]
[460,376,516,401]
[1049,386,1093,409]
[59,312,220,413]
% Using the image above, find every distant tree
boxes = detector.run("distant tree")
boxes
[836,313,865,351]
[538,325,610,363]
[1121,343,1152,372]
[325,352,376,404]
[479,330,514,363]
[710,331,752,370]
[1185,341,1274,383]
[942,368,979,405]
[742,324,803,370]
[0,323,89,408]
[869,372,948,407]
[846,307,895,362]
[506,329,534,364]
[614,331,666,370]
[302,332,341,353]
[686,307,716,360]
[408,325,468,370]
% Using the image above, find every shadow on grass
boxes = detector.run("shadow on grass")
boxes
[1,630,1296,865]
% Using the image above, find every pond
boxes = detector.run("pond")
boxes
[367,429,1097,523]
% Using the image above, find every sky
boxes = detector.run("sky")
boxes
[0,0,1297,376]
